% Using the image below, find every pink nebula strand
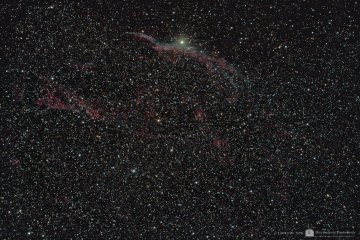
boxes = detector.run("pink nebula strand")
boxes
[124,32,242,95]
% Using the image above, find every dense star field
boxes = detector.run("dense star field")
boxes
[1,1,359,239]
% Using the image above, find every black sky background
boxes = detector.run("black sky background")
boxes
[1,0,359,239]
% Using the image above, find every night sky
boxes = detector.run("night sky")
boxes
[1,0,359,239]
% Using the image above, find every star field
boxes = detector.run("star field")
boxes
[0,0,359,239]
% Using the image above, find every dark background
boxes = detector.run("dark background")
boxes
[1,0,359,239]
